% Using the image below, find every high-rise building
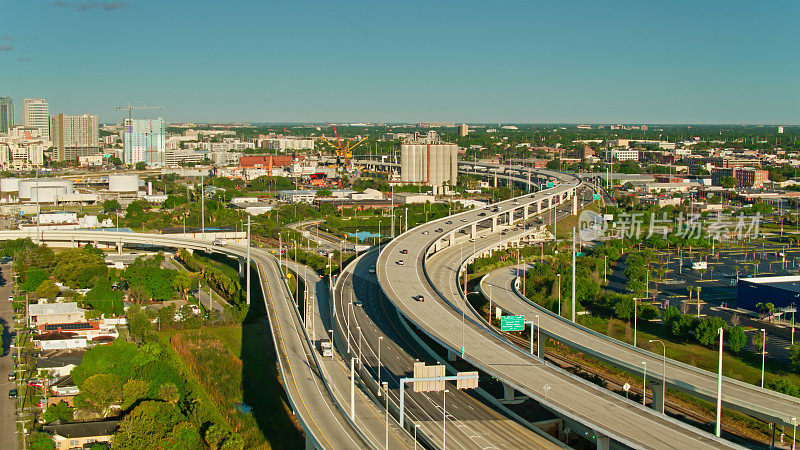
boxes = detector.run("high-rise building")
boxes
[23,98,50,141]
[123,118,165,166]
[0,97,13,133]
[778,126,785,134]
[400,131,458,192]
[458,123,469,137]
[49,113,100,161]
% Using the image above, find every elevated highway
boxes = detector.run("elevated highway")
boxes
[376,168,744,449]
[0,230,391,449]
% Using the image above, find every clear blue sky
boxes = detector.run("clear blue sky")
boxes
[2,0,798,124]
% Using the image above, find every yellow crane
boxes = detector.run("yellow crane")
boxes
[320,125,367,164]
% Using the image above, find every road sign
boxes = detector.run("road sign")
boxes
[576,252,585,257]
[412,362,445,392]
[592,194,602,200]
[546,182,555,188]
[500,315,525,331]
[623,383,630,392]
[456,371,479,389]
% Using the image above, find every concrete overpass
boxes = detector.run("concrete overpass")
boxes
[376,167,744,449]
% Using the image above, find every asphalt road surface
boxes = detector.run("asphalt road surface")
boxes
[0,264,18,450]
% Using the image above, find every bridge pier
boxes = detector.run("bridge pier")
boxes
[448,231,456,247]
[116,241,122,255]
[447,349,457,362]
[593,429,611,450]
[471,223,477,239]
[572,194,578,215]
[647,379,665,413]
[502,383,515,401]
[239,258,246,278]
[523,204,530,220]
[491,216,498,232]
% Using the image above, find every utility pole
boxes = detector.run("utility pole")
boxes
[201,173,205,239]
[572,227,576,322]
[246,215,251,306]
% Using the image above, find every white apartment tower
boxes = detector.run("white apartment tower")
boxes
[23,98,49,141]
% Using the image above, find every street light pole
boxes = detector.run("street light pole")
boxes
[377,336,384,396]
[633,297,638,347]
[649,339,666,414]
[716,327,723,437]
[557,274,561,316]
[443,389,450,450]
[642,361,647,407]
[536,314,541,358]
[761,328,766,388]
[383,381,389,450]
[792,417,797,450]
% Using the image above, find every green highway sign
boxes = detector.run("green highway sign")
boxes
[500,315,525,332]
[546,182,555,188]
[576,252,585,257]
[592,194,602,200]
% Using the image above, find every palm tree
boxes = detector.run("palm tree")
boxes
[707,265,715,281]
[696,286,702,318]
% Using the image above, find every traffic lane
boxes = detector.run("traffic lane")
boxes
[342,253,556,449]
[0,264,17,450]
[421,242,739,449]
[376,207,741,449]
[254,253,367,449]
[480,254,800,428]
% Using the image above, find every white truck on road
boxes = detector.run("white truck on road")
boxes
[692,261,707,270]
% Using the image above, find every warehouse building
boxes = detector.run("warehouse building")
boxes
[737,276,800,313]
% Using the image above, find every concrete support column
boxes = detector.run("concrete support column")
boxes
[572,194,578,215]
[471,223,477,239]
[239,258,246,278]
[594,429,611,450]
[447,349,457,362]
[492,216,498,232]
[116,241,122,255]
[524,204,530,220]
[647,379,665,413]
[507,210,513,225]
[502,383,515,401]
[536,201,541,213]
[493,173,498,187]
[449,231,456,247]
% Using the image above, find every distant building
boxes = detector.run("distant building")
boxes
[779,126,785,134]
[43,419,119,449]
[458,123,469,137]
[400,131,458,193]
[711,166,768,188]
[23,98,49,141]
[123,118,165,166]
[0,97,12,133]
[28,302,87,327]
[49,113,99,161]
[393,192,435,204]
[278,189,317,203]
[604,149,639,162]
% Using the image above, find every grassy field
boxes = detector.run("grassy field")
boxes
[547,201,601,239]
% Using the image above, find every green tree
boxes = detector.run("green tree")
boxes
[113,401,200,450]
[77,373,123,417]
[768,379,800,398]
[695,316,727,346]
[719,176,737,188]
[122,379,151,411]
[728,326,747,353]
[670,314,697,340]
[134,161,147,171]
[27,431,56,450]
[159,382,180,404]
[790,344,800,370]
[41,401,74,423]
[35,279,60,300]
[662,306,681,325]
[103,199,121,213]
[753,331,768,352]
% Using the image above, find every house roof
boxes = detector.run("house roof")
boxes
[36,351,85,369]
[28,302,84,317]
[44,419,120,439]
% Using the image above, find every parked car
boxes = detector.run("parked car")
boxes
[7,373,15,382]
[27,379,43,388]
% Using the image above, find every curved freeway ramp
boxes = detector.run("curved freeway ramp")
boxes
[376,171,743,449]
[0,230,368,449]
[480,262,800,429]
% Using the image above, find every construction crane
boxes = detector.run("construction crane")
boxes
[320,125,367,166]
[115,102,164,123]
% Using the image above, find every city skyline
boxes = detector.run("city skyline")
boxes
[1,0,798,124]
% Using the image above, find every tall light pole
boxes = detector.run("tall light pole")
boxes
[557,274,561,317]
[760,328,766,388]
[649,339,666,414]
[716,327,723,437]
[246,215,251,306]
[633,297,639,347]
[792,417,797,450]
[377,336,384,396]
[443,389,450,450]
[350,357,356,420]
[414,424,420,450]
[383,381,389,450]
[642,361,647,407]
[571,227,576,322]
[357,325,362,370]
[535,314,541,358]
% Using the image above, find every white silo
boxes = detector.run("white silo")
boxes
[18,178,73,202]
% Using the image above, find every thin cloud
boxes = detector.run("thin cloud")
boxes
[16,58,32,63]
[0,45,14,52]
[0,34,12,41]
[51,1,129,11]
